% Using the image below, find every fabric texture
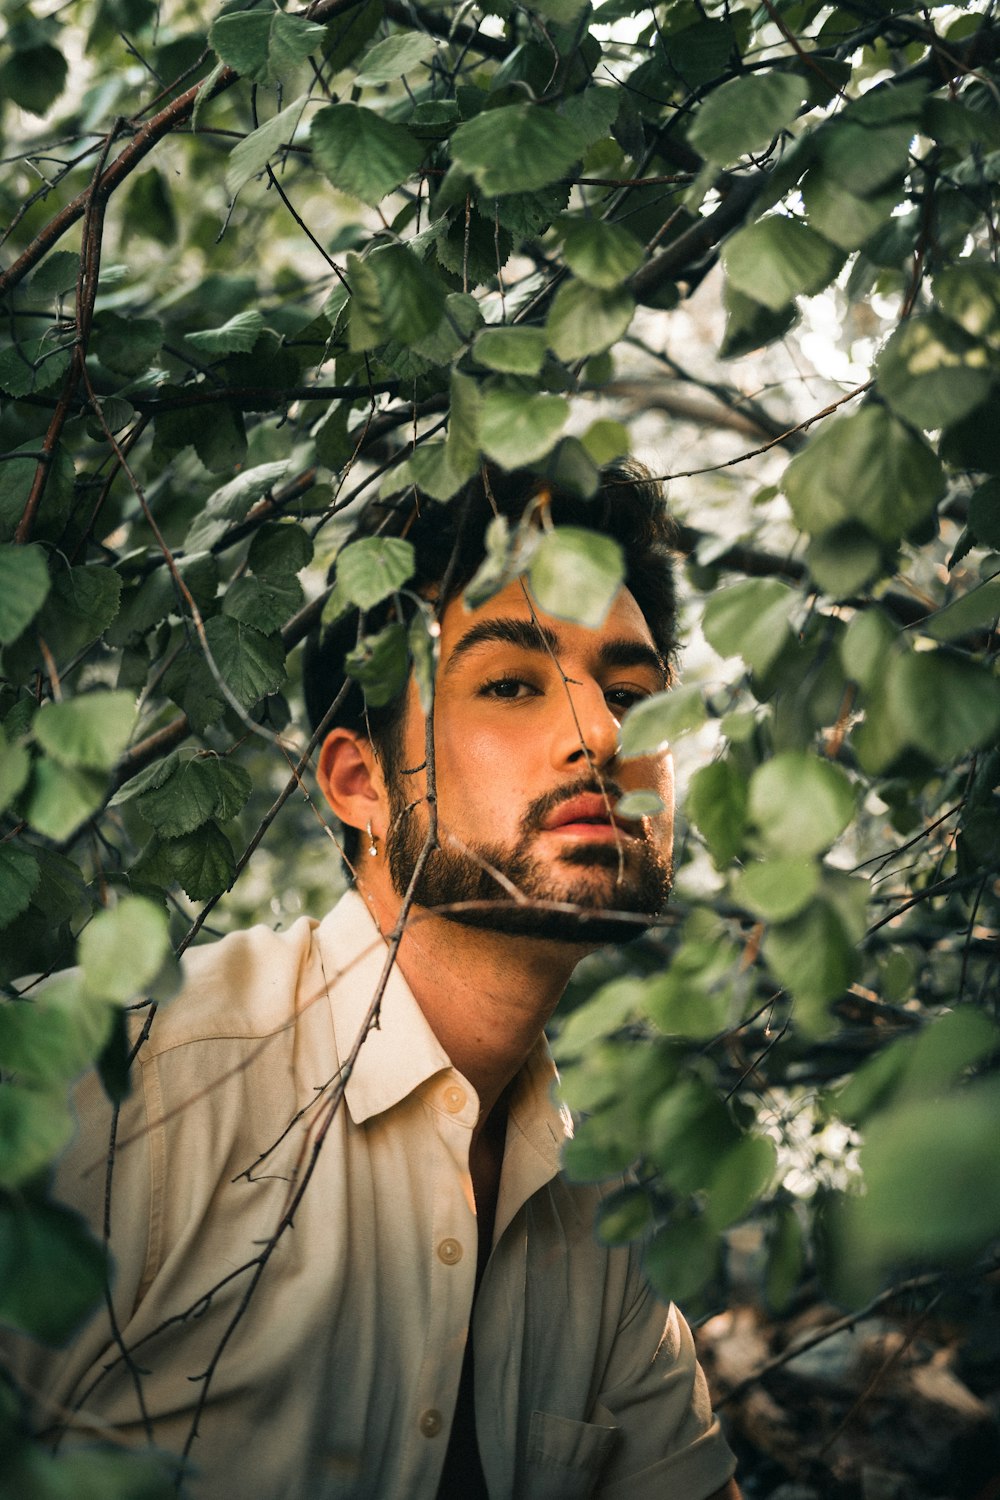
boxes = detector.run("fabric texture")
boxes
[12,889,736,1499]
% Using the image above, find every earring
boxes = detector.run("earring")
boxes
[366,820,378,857]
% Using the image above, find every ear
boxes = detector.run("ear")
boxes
[316,728,384,840]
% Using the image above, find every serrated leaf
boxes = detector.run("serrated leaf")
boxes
[451,104,582,195]
[369,244,447,345]
[223,572,302,631]
[33,691,134,773]
[35,561,122,662]
[144,823,237,902]
[355,32,437,84]
[479,387,568,467]
[0,1193,106,1343]
[268,11,327,79]
[0,543,49,643]
[92,311,162,376]
[79,896,172,1004]
[748,752,854,858]
[209,11,272,81]
[527,528,624,630]
[137,756,246,837]
[203,616,286,707]
[547,281,634,362]
[782,405,945,544]
[226,97,309,198]
[555,216,644,289]
[723,216,844,311]
[186,459,292,551]
[248,521,313,580]
[311,103,423,207]
[473,326,547,376]
[336,536,415,610]
[187,310,264,356]
[0,844,41,928]
[702,578,797,674]
[689,72,807,167]
[619,685,705,758]
[924,576,1000,642]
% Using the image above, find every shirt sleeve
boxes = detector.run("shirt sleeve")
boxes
[593,1257,737,1499]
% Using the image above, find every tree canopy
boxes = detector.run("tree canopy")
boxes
[1,0,999,1490]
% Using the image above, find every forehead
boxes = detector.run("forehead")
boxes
[437,577,657,661]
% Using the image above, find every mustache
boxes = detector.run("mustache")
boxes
[520,777,626,837]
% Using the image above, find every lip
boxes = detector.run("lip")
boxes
[541,794,637,839]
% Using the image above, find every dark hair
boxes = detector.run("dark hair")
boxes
[304,462,678,859]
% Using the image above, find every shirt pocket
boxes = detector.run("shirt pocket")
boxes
[522,1406,621,1499]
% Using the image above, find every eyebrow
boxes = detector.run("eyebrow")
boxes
[445,616,667,682]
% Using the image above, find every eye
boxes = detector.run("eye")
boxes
[481,676,539,701]
[604,685,649,716]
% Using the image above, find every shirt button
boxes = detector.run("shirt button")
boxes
[442,1085,466,1113]
[437,1238,463,1265]
[419,1409,443,1438]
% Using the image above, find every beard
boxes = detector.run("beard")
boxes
[385,776,673,945]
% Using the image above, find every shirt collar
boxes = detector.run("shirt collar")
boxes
[314,890,572,1185]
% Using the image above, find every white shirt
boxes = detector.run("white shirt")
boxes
[12,890,736,1499]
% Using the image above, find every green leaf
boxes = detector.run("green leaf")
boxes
[619,685,706,759]
[0,1194,106,1343]
[706,1133,778,1230]
[311,103,423,207]
[689,72,807,167]
[0,42,67,116]
[687,759,748,868]
[555,217,644,289]
[209,10,270,77]
[268,11,328,79]
[924,576,1000,642]
[615,790,664,818]
[355,32,437,84]
[0,730,31,814]
[852,1077,1000,1263]
[473,327,548,376]
[782,405,945,544]
[764,895,858,1015]
[451,104,582,195]
[802,171,899,252]
[879,309,996,430]
[805,525,885,597]
[344,622,410,708]
[0,973,111,1088]
[581,420,629,466]
[818,119,914,197]
[732,855,820,922]
[226,97,309,198]
[203,616,286,707]
[0,1085,73,1189]
[35,562,123,662]
[0,845,41,928]
[702,578,797,674]
[527,528,624,629]
[186,459,292,551]
[479,387,569,467]
[0,332,72,398]
[248,521,313,581]
[24,760,106,840]
[723,216,844,311]
[856,649,1000,771]
[143,822,237,902]
[187,310,265,356]
[33,691,135,771]
[79,896,173,1004]
[934,262,1000,340]
[136,755,249,836]
[92,311,162,377]
[643,1217,718,1303]
[336,536,415,610]
[766,1204,805,1312]
[969,479,1000,549]
[840,607,898,690]
[222,573,302,632]
[369,244,447,345]
[748,752,854,858]
[546,281,634,362]
[0,543,50,643]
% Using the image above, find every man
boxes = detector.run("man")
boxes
[10,466,740,1497]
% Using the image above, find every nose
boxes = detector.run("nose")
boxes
[551,678,620,773]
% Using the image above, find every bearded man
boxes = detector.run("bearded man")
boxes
[8,465,740,1499]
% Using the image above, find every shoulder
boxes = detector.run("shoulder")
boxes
[138,912,324,1058]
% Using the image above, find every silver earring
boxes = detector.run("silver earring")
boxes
[366,820,378,857]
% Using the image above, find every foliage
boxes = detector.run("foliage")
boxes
[1,0,999,1487]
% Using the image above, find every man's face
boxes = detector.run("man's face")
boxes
[382,578,675,945]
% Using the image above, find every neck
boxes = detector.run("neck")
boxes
[356,875,582,1127]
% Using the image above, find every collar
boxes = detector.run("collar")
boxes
[313,890,572,1187]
